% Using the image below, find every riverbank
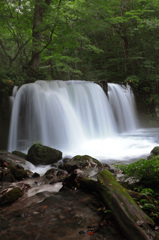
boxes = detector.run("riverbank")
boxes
[0,150,127,240]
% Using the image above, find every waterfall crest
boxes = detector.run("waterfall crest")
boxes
[8,80,138,153]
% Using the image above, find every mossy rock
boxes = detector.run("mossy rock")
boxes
[0,187,23,206]
[12,150,27,159]
[72,155,102,167]
[151,146,159,156]
[27,144,62,165]
[59,155,103,173]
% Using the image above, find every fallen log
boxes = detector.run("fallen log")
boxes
[98,170,158,240]
[77,170,158,240]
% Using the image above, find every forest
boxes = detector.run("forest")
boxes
[0,0,159,118]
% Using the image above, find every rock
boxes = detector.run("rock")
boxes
[44,168,68,183]
[151,146,159,156]
[12,150,27,159]
[0,187,23,206]
[2,174,15,183]
[0,154,30,182]
[27,144,62,165]
[32,172,40,178]
[9,166,29,181]
[59,155,103,174]
[148,146,159,160]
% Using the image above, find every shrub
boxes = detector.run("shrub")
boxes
[117,155,159,187]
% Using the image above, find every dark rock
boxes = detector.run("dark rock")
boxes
[27,144,62,165]
[0,187,23,206]
[44,168,68,183]
[2,174,15,183]
[62,172,78,190]
[44,168,57,180]
[32,172,40,178]
[151,146,159,156]
[12,150,27,159]
[148,146,159,159]
[59,154,103,174]
[10,166,29,181]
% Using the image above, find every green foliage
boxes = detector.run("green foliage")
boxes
[117,155,159,187]
[0,0,158,113]
[124,75,140,89]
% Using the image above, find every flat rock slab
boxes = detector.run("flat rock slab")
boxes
[0,188,126,240]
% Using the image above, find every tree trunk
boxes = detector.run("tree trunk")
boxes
[29,0,52,70]
[77,170,158,240]
[97,170,157,240]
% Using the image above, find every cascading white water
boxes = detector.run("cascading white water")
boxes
[8,80,158,165]
[8,80,118,152]
[108,83,138,132]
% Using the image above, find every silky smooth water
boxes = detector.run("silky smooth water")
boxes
[8,80,159,169]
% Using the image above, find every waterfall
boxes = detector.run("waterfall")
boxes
[8,80,138,156]
[108,83,138,132]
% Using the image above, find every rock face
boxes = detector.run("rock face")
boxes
[27,144,62,165]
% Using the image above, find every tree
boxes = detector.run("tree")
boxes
[28,0,53,70]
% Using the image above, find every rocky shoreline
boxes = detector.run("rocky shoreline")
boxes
[0,144,159,240]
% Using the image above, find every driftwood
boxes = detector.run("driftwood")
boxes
[77,170,158,240]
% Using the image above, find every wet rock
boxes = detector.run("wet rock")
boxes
[62,172,79,190]
[9,166,29,181]
[0,150,27,168]
[44,168,68,183]
[32,172,40,178]
[27,144,62,165]
[12,150,27,159]
[0,187,23,206]
[59,155,103,175]
[2,174,15,183]
[0,155,30,182]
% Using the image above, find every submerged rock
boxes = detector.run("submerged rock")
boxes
[27,144,62,165]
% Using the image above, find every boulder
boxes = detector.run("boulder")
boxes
[148,146,159,160]
[59,155,104,176]
[44,168,68,183]
[27,144,62,166]
[151,146,159,156]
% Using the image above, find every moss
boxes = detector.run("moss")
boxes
[72,155,103,167]
[98,170,136,204]
[0,187,23,206]
[151,146,159,156]
[12,150,27,159]
[27,144,62,165]
[97,170,155,226]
